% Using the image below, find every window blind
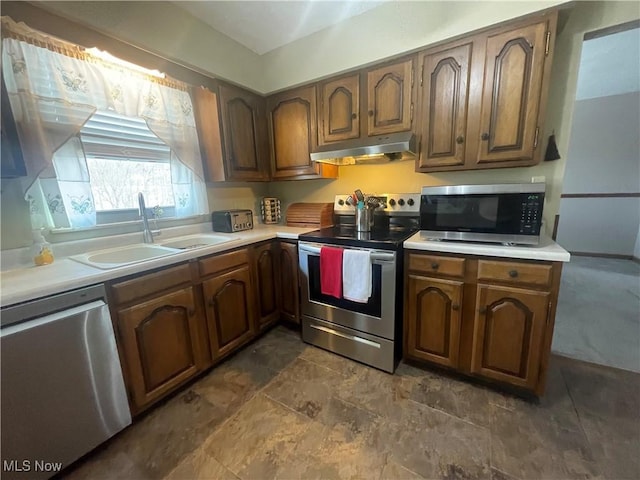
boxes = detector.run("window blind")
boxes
[80,110,170,162]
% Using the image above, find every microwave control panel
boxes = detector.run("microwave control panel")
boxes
[519,193,543,233]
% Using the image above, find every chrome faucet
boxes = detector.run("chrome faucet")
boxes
[138,192,158,243]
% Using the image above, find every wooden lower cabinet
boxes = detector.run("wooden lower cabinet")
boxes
[406,275,462,368]
[279,241,300,324]
[202,263,256,360]
[115,286,209,413]
[471,284,549,390]
[405,251,560,396]
[252,241,280,330]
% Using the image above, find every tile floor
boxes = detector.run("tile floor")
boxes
[64,326,640,480]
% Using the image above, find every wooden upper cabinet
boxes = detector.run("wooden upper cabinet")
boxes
[471,284,549,390]
[218,83,270,181]
[192,86,226,182]
[415,13,556,172]
[366,58,414,136]
[318,74,360,144]
[417,43,472,169]
[267,85,337,180]
[475,21,548,165]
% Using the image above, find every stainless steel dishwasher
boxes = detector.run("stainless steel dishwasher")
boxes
[1,285,131,479]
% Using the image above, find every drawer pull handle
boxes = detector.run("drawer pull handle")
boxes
[509,270,519,278]
[479,307,487,314]
[431,262,440,270]
[452,304,460,311]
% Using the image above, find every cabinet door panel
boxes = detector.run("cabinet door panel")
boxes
[418,44,471,169]
[203,264,256,360]
[219,84,269,181]
[406,275,462,368]
[476,22,547,164]
[254,242,280,330]
[279,242,300,324]
[268,85,325,179]
[319,74,360,144]
[118,287,204,411]
[471,284,548,389]
[367,59,413,135]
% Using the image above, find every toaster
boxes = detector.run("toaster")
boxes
[211,209,253,233]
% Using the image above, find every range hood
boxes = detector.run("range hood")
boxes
[310,131,417,166]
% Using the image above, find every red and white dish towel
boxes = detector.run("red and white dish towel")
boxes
[320,246,343,298]
[342,249,371,303]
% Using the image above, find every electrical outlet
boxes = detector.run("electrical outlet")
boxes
[531,176,546,184]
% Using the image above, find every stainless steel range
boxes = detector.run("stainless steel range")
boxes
[298,193,420,373]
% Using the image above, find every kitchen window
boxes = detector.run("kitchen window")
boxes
[1,16,207,231]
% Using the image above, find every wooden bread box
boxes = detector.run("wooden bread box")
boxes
[286,203,334,228]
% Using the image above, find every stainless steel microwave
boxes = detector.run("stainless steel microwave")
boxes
[419,183,545,245]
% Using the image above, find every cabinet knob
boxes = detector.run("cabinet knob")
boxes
[479,306,487,314]
[452,304,460,311]
[368,110,374,117]
[431,262,439,270]
[208,299,215,307]
[509,270,519,278]
[352,113,357,119]
[456,135,464,144]
[188,308,196,316]
[481,133,490,141]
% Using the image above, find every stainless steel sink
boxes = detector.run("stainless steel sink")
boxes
[70,244,180,269]
[160,234,236,250]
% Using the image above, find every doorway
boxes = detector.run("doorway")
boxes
[553,21,640,372]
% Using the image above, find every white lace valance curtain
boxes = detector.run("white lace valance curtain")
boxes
[1,16,206,228]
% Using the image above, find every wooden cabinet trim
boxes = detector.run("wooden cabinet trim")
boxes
[110,263,192,306]
[198,248,250,278]
[409,253,466,278]
[477,259,552,287]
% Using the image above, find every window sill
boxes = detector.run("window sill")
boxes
[47,214,208,244]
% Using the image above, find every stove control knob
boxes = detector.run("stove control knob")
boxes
[398,199,405,206]
[407,198,415,206]
[389,199,396,206]
[338,199,345,206]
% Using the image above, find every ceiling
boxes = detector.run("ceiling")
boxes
[575,27,640,101]
[173,1,387,55]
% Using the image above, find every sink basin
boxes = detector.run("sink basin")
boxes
[160,234,236,250]
[70,244,180,269]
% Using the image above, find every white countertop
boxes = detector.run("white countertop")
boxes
[404,232,571,263]
[0,225,313,307]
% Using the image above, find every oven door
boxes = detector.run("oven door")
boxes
[298,241,396,339]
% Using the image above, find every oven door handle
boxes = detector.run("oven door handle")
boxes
[299,243,395,263]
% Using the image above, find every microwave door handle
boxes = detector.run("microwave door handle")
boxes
[298,243,395,263]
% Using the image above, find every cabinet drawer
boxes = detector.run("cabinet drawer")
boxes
[409,254,465,278]
[477,260,551,287]
[111,263,192,305]
[199,248,249,278]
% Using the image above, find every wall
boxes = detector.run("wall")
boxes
[32,1,264,93]
[260,0,566,92]
[555,25,640,255]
